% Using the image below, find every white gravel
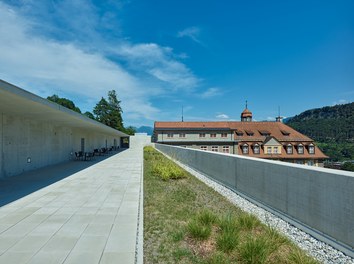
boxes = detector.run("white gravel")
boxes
[168,156,354,264]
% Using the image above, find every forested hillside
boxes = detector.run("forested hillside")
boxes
[286,103,354,162]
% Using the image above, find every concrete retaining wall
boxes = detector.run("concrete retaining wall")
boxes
[156,144,354,255]
[0,113,120,178]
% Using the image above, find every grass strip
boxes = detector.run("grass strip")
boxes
[144,146,318,264]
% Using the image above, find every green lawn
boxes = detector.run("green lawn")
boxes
[143,146,318,264]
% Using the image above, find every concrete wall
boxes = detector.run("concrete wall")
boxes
[0,113,121,179]
[155,144,354,256]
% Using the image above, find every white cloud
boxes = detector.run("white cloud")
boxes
[201,87,222,98]
[115,43,200,90]
[177,26,202,45]
[216,114,229,119]
[0,2,201,123]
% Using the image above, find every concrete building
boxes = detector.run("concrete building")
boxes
[0,80,129,179]
[154,107,328,166]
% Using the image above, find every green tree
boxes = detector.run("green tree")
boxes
[93,97,110,125]
[47,94,81,113]
[84,111,95,120]
[123,126,136,135]
[342,162,354,172]
[108,90,124,131]
[93,90,124,130]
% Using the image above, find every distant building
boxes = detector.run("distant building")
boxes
[154,106,328,167]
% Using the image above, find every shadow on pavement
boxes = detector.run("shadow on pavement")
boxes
[0,149,128,207]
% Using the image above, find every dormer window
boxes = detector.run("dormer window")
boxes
[199,133,206,138]
[308,144,315,154]
[210,133,217,138]
[253,144,260,154]
[297,144,304,154]
[245,130,254,136]
[236,131,244,136]
[179,133,186,138]
[242,144,249,154]
[286,144,293,154]
[221,133,228,138]
[281,130,290,136]
[259,130,270,136]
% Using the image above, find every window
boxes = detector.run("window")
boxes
[167,133,173,138]
[273,147,278,154]
[211,146,218,152]
[307,160,314,166]
[259,130,271,136]
[179,133,186,138]
[242,144,249,154]
[281,130,290,136]
[298,144,304,154]
[222,146,230,153]
[245,130,254,136]
[236,131,244,136]
[200,146,207,151]
[287,144,293,154]
[221,133,228,138]
[308,144,315,154]
[210,133,217,138]
[267,147,272,154]
[253,144,260,154]
[199,133,206,138]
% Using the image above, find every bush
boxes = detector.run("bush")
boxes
[151,160,186,181]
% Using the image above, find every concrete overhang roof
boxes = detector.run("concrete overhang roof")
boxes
[0,80,129,137]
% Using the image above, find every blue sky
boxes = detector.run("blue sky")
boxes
[0,0,353,127]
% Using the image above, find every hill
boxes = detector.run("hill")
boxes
[136,126,153,135]
[286,102,354,162]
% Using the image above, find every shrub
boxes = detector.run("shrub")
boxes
[151,160,186,181]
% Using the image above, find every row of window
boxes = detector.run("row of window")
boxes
[200,145,230,153]
[241,143,315,155]
[166,133,228,138]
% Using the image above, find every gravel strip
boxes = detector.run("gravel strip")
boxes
[168,157,354,264]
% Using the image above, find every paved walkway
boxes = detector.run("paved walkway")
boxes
[0,136,148,264]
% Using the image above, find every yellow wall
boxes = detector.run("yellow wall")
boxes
[265,146,282,154]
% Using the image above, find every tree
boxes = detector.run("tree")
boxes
[93,97,110,125]
[84,111,95,120]
[123,126,136,135]
[342,162,354,172]
[108,90,124,131]
[47,94,81,113]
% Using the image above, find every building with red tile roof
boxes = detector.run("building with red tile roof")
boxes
[154,107,328,166]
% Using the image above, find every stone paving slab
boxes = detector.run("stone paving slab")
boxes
[0,135,148,264]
